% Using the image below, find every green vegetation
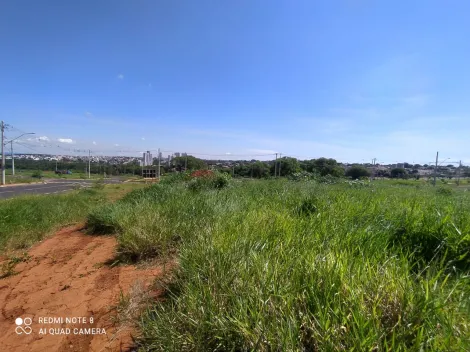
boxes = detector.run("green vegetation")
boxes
[0,183,146,253]
[0,189,105,251]
[391,167,408,179]
[86,178,470,351]
[345,165,371,179]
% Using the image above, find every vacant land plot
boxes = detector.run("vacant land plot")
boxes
[0,183,147,253]
[87,178,470,351]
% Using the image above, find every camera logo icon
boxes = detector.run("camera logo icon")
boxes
[15,317,32,335]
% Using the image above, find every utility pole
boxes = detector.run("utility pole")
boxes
[158,148,161,179]
[278,153,282,177]
[372,158,376,180]
[88,150,91,179]
[433,151,438,186]
[274,153,278,177]
[185,154,187,171]
[1,121,5,185]
[10,141,15,176]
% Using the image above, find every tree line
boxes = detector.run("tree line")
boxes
[9,156,470,179]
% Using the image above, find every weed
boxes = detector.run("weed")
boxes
[0,253,30,279]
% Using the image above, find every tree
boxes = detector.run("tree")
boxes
[312,158,344,177]
[171,156,206,171]
[271,157,300,176]
[251,161,270,178]
[345,165,370,179]
[391,168,407,178]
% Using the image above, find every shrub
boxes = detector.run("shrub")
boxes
[391,168,407,178]
[213,173,231,189]
[187,171,230,191]
[345,165,370,179]
[31,170,42,179]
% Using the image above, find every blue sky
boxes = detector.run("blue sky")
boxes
[2,0,470,163]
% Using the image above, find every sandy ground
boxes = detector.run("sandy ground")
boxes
[0,225,168,352]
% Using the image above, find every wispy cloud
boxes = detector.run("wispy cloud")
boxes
[117,74,124,80]
[141,137,145,141]
[114,143,119,147]
[37,136,49,141]
[58,138,74,144]
[92,141,97,145]
[85,111,93,117]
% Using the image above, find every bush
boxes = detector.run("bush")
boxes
[187,171,231,191]
[391,168,407,179]
[345,165,370,179]
[31,170,42,179]
[213,173,231,189]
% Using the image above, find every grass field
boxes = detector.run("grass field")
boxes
[0,183,147,253]
[85,177,470,351]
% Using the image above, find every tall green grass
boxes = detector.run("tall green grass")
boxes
[88,180,470,350]
[0,189,106,251]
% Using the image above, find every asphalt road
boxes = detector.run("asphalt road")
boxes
[0,178,122,200]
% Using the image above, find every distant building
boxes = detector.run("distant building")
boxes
[182,152,187,157]
[397,163,404,169]
[174,152,181,157]
[142,151,153,166]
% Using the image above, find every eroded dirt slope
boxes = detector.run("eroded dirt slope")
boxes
[0,225,167,352]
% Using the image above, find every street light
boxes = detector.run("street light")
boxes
[5,133,35,176]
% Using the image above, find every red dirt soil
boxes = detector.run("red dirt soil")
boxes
[0,225,168,352]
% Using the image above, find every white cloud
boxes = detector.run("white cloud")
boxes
[141,137,145,141]
[58,138,74,144]
[92,141,97,145]
[117,74,124,80]
[114,144,119,147]
[85,111,93,117]
[37,136,49,141]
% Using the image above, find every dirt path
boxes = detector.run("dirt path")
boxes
[0,225,168,352]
